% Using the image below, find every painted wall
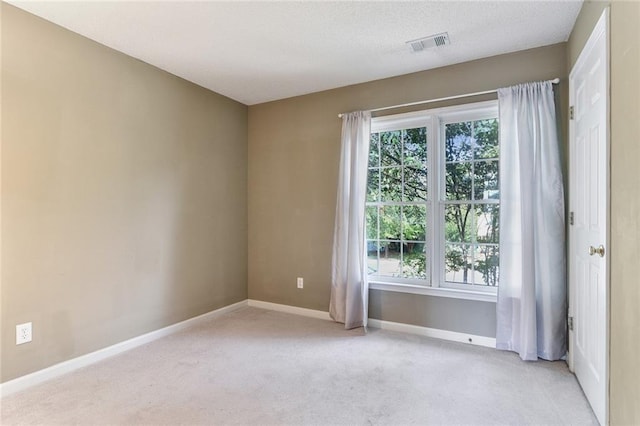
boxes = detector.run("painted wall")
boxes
[567,1,610,68]
[248,43,567,338]
[609,1,640,423]
[1,4,248,382]
[568,1,640,423]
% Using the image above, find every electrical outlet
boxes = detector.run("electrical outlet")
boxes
[16,322,32,345]
[297,277,304,289]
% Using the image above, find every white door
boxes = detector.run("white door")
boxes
[569,8,609,426]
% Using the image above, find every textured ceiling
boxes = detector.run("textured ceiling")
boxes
[8,1,583,105]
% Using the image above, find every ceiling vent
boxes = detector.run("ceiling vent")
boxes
[407,32,450,52]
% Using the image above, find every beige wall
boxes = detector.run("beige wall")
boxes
[1,4,248,382]
[248,44,567,336]
[568,1,640,423]
[567,1,610,69]
[609,2,640,424]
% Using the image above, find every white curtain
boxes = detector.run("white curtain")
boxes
[496,81,567,361]
[330,111,371,329]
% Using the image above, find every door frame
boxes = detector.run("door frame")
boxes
[567,7,610,424]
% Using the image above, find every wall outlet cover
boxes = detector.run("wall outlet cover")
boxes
[16,322,32,345]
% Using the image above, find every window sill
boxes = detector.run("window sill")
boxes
[368,281,497,303]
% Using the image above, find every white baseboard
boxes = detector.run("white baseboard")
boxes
[367,318,496,348]
[247,299,332,321]
[247,299,496,348]
[0,300,248,397]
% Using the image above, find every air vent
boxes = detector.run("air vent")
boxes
[406,32,450,52]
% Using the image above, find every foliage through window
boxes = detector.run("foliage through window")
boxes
[366,127,428,280]
[366,102,500,292]
[443,119,499,287]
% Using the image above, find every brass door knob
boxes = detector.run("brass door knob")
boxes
[589,245,605,257]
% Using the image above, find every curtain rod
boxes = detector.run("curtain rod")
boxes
[337,77,560,118]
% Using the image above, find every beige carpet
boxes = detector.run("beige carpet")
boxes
[1,307,597,425]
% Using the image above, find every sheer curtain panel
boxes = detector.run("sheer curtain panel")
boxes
[496,81,567,361]
[330,111,371,329]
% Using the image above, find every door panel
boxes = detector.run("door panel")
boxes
[569,8,609,426]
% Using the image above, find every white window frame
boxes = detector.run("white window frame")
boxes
[368,100,499,302]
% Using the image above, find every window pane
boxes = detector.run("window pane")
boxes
[380,131,402,167]
[445,162,472,200]
[378,241,401,278]
[366,206,378,240]
[474,245,499,286]
[445,204,474,243]
[367,240,380,276]
[403,165,427,202]
[379,206,401,240]
[403,127,427,167]
[403,242,427,279]
[366,168,380,202]
[445,243,473,284]
[476,204,499,244]
[445,122,473,162]
[474,160,499,200]
[380,167,402,202]
[473,119,499,160]
[369,132,380,167]
[402,205,426,241]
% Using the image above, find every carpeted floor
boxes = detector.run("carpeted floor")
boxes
[1,307,597,425]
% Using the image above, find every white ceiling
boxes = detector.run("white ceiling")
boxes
[8,1,583,105]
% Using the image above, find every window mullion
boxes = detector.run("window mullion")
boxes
[470,122,476,286]
[376,203,380,277]
[430,115,440,289]
[400,130,405,277]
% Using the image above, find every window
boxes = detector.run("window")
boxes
[366,101,499,297]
